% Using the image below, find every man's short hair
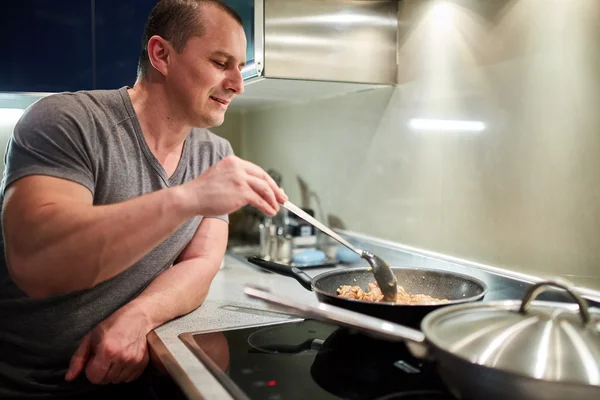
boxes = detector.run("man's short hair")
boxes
[137,0,243,78]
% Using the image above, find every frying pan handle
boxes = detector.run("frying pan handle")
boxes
[519,279,590,324]
[244,286,428,353]
[247,256,313,291]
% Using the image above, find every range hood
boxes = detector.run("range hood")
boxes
[231,0,399,109]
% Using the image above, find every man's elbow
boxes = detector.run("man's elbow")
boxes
[7,258,52,298]
[6,253,79,298]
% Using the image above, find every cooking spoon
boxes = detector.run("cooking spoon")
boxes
[282,201,398,302]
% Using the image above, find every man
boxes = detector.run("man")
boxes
[0,0,286,398]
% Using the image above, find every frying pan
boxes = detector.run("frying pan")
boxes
[247,256,487,327]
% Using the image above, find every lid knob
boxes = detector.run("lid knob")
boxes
[519,278,591,325]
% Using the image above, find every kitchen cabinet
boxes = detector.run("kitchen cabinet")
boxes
[1,0,156,93]
[94,0,156,89]
[220,0,398,109]
[1,0,94,92]
[2,0,398,105]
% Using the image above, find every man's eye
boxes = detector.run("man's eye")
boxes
[212,61,226,68]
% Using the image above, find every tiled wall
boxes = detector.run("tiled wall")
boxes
[229,0,600,289]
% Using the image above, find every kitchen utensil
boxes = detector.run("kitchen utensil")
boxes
[246,256,487,327]
[282,200,397,301]
[245,280,600,400]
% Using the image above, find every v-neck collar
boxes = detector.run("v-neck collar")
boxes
[119,87,190,187]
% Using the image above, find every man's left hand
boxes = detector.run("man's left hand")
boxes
[65,306,151,384]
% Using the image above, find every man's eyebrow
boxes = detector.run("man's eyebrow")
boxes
[209,51,246,67]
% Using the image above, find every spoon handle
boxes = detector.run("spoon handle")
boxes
[282,201,363,257]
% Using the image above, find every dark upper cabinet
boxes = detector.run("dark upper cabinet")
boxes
[1,0,94,92]
[0,0,156,93]
[94,0,157,90]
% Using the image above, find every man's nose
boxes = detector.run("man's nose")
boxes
[225,69,244,95]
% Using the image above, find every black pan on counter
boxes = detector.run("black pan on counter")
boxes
[247,256,488,327]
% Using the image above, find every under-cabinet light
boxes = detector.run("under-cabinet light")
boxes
[408,118,486,132]
[0,108,25,126]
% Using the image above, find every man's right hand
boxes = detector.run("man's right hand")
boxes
[180,155,288,217]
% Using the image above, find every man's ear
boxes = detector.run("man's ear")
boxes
[147,35,172,76]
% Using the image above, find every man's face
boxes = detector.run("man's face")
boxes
[167,5,246,128]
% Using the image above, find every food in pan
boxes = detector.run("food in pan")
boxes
[337,283,450,304]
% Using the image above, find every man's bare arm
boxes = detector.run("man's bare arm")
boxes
[64,218,228,383]
[124,217,228,332]
[3,175,195,298]
[3,156,286,298]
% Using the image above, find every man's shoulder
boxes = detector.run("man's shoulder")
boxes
[17,88,130,137]
[28,87,125,118]
[28,88,123,111]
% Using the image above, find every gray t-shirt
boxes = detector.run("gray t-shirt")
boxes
[0,87,233,398]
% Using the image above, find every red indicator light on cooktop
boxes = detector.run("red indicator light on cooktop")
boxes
[267,380,277,387]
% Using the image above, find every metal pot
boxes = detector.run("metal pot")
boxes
[247,256,487,327]
[245,280,600,400]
